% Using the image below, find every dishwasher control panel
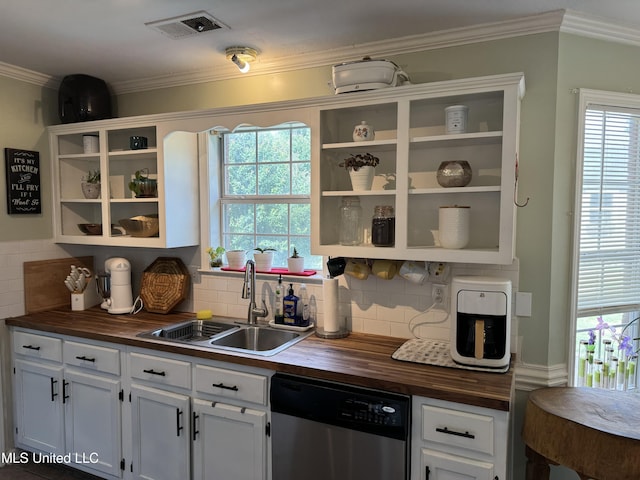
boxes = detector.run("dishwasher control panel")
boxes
[341,398,404,427]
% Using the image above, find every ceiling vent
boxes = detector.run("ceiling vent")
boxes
[146,11,227,39]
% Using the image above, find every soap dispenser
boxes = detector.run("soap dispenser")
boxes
[299,283,310,327]
[283,283,299,325]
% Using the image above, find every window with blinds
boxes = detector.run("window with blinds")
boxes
[571,91,640,388]
[576,106,640,316]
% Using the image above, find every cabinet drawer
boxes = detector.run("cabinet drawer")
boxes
[63,340,120,375]
[130,352,191,390]
[13,331,62,362]
[194,364,267,405]
[421,404,494,455]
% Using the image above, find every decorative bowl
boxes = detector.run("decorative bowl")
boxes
[78,223,103,235]
[118,214,159,237]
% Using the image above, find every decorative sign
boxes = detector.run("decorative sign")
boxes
[5,148,41,214]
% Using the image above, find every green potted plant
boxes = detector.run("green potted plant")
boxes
[206,246,226,267]
[339,153,380,191]
[128,168,158,198]
[253,247,276,272]
[81,169,101,199]
[287,246,304,273]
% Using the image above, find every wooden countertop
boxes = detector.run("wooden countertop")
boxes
[6,308,514,412]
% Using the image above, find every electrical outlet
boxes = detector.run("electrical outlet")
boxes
[432,283,448,310]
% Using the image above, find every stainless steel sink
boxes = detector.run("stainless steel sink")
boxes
[137,318,313,356]
[209,326,306,355]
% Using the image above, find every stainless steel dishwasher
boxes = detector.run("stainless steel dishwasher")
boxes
[270,373,410,480]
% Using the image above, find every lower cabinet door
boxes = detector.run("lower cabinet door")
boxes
[13,359,65,455]
[192,398,267,480]
[64,369,122,477]
[130,384,191,480]
[421,448,495,480]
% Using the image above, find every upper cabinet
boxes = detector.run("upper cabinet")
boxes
[312,73,525,265]
[50,118,199,248]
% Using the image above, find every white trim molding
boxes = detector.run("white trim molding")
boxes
[514,362,569,391]
[2,9,640,95]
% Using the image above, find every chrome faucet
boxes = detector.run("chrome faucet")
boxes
[242,259,268,324]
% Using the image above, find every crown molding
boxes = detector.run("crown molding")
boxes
[3,9,640,95]
[0,60,57,89]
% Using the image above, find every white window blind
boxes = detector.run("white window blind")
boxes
[576,105,640,316]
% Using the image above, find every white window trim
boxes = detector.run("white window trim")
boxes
[569,88,640,384]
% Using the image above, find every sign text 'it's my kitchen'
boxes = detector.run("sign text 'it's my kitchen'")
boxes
[4,148,41,214]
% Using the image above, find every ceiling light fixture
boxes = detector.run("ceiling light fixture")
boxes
[225,47,257,73]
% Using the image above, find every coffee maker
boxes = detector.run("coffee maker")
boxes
[450,276,511,369]
[97,258,134,314]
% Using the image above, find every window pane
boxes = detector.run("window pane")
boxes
[258,163,290,195]
[256,204,288,235]
[224,204,254,233]
[255,236,288,265]
[290,203,310,235]
[292,162,310,195]
[224,234,254,252]
[225,132,256,164]
[258,130,290,163]
[292,127,311,161]
[226,165,256,195]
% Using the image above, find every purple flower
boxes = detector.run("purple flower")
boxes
[588,330,596,345]
[619,335,634,357]
[595,316,609,331]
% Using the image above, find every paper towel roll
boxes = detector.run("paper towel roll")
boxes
[323,277,340,332]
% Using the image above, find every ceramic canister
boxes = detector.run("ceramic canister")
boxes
[438,206,470,249]
[444,105,469,134]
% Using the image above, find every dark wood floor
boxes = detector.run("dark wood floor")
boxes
[0,452,103,480]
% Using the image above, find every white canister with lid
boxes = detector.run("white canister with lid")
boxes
[438,206,470,249]
[444,105,469,134]
[352,121,375,141]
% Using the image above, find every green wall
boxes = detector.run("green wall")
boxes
[0,76,57,240]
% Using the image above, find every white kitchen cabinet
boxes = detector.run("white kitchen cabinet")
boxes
[49,117,199,248]
[192,398,268,480]
[130,384,191,480]
[411,395,510,480]
[63,369,122,477]
[12,330,125,479]
[312,73,525,264]
[13,358,65,455]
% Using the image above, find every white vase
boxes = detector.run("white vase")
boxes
[253,252,274,272]
[287,257,304,273]
[348,166,374,191]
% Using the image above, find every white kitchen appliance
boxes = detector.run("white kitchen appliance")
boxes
[332,57,409,94]
[450,276,511,370]
[102,257,134,314]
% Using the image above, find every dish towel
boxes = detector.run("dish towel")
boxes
[391,338,509,374]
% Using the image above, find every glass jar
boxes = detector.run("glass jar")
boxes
[578,340,588,386]
[339,196,363,246]
[627,355,637,390]
[371,205,395,247]
[593,359,603,388]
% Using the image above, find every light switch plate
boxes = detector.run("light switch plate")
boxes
[515,291,532,317]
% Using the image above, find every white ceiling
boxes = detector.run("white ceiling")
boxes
[2,0,640,93]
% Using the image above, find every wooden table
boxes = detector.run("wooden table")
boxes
[522,387,640,480]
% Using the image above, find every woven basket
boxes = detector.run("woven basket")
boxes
[140,257,190,314]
